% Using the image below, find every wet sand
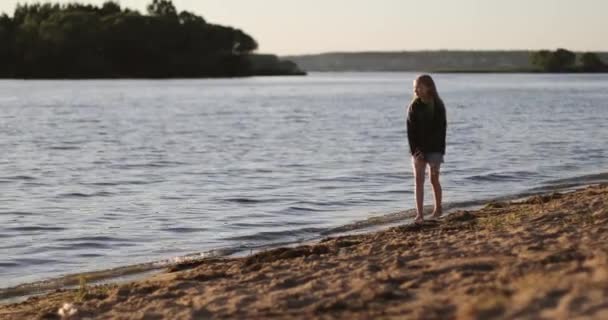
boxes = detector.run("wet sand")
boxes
[2,184,608,319]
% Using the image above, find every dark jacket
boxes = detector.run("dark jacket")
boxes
[406,97,447,155]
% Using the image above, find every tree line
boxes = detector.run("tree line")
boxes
[531,49,608,73]
[0,0,302,78]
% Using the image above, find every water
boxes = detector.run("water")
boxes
[1,73,607,294]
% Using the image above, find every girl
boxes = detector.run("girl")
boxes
[406,74,447,223]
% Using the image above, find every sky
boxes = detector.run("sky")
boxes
[1,0,607,55]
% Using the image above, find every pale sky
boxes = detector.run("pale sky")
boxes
[1,0,607,55]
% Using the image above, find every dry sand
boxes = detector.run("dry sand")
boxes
[2,184,608,319]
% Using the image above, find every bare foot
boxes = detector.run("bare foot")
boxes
[431,209,443,219]
[414,215,424,224]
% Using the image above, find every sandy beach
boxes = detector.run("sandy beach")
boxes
[2,184,608,319]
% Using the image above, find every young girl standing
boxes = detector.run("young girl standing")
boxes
[406,75,447,223]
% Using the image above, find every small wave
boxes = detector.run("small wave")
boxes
[73,119,101,124]
[225,227,327,242]
[7,226,66,232]
[348,190,413,195]
[281,163,307,168]
[13,258,62,266]
[466,170,537,182]
[380,173,409,180]
[57,236,133,243]
[85,182,119,186]
[113,161,188,169]
[57,191,114,198]
[221,197,280,204]
[22,182,49,187]
[161,248,240,265]
[164,227,207,233]
[230,222,263,228]
[76,253,105,258]
[0,262,19,268]
[529,172,608,193]
[542,172,608,186]
[285,206,330,212]
[3,175,36,181]
[319,185,341,190]
[160,196,188,200]
[84,180,157,186]
[48,146,80,151]
[310,176,368,183]
[0,211,38,216]
[12,243,117,254]
[66,242,113,250]
[152,161,189,166]
[295,200,357,207]
[321,210,412,236]
[59,192,93,198]
[385,190,413,194]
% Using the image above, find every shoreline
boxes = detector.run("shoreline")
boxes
[2,177,599,304]
[2,183,608,319]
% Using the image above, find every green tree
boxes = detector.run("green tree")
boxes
[233,29,258,53]
[580,52,606,72]
[0,14,15,76]
[100,1,121,16]
[0,0,298,78]
[552,48,576,71]
[178,10,205,25]
[530,48,576,72]
[531,50,552,70]
[39,11,107,77]
[147,0,177,18]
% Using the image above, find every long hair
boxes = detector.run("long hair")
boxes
[414,74,444,106]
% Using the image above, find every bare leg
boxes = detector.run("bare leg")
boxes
[430,163,442,218]
[412,157,427,223]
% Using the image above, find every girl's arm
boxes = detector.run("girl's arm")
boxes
[439,104,447,155]
[406,104,419,155]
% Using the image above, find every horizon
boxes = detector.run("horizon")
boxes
[284,49,608,57]
[1,0,607,56]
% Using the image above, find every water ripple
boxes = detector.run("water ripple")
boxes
[7,226,67,232]
[1,73,607,293]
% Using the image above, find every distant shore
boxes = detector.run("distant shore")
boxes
[286,50,608,73]
[2,184,608,319]
[433,69,608,74]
